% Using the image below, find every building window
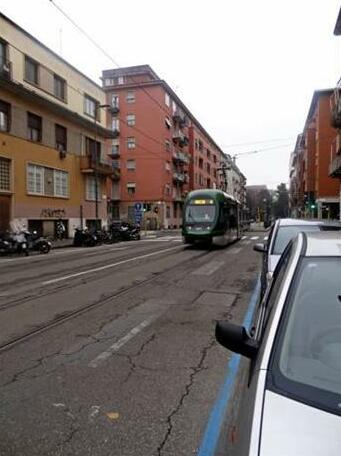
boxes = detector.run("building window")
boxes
[199,174,204,186]
[54,169,68,197]
[0,157,10,191]
[166,206,171,218]
[126,114,135,126]
[112,118,120,131]
[86,175,100,201]
[165,93,170,107]
[165,117,172,129]
[54,74,66,101]
[25,56,39,84]
[126,91,135,103]
[165,184,171,196]
[27,112,42,142]
[165,140,171,151]
[85,137,101,159]
[198,140,203,152]
[27,164,44,195]
[127,137,136,149]
[213,155,217,163]
[213,169,217,178]
[198,158,203,169]
[118,76,124,85]
[84,94,97,118]
[127,182,136,195]
[195,139,198,150]
[0,100,10,132]
[207,148,211,160]
[105,78,115,86]
[0,40,7,64]
[111,94,119,108]
[207,178,211,188]
[172,101,177,114]
[55,124,67,152]
[207,163,211,174]
[127,159,136,170]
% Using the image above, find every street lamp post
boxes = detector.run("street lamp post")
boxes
[94,103,111,230]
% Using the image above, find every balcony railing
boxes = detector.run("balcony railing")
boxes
[172,151,190,164]
[80,154,114,176]
[110,145,120,158]
[0,59,12,80]
[173,172,188,184]
[173,109,186,125]
[172,130,189,147]
[329,153,341,178]
[331,78,341,128]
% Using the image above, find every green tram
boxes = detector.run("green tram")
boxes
[182,189,241,246]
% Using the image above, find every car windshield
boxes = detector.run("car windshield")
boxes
[185,204,216,223]
[272,225,320,255]
[272,257,341,414]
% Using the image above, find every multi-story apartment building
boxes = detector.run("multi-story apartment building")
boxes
[291,90,340,220]
[102,65,246,228]
[0,13,116,236]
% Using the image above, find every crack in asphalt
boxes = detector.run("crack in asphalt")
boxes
[122,333,157,384]
[156,338,216,456]
[1,349,62,387]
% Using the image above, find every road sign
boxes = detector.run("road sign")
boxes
[134,202,143,212]
[134,202,143,224]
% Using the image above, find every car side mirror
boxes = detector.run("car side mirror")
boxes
[253,243,266,253]
[215,321,258,359]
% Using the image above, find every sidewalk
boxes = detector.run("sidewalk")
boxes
[51,229,182,249]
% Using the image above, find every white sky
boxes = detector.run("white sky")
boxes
[1,0,340,189]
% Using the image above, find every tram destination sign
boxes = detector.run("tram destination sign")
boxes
[191,199,214,205]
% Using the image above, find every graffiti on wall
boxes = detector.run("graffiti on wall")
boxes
[40,209,66,218]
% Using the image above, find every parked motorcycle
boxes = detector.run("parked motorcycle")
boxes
[109,221,141,242]
[73,227,98,247]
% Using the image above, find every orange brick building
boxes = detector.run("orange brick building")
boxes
[102,65,245,228]
[290,90,340,220]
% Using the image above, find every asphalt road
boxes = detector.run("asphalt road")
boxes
[0,232,264,456]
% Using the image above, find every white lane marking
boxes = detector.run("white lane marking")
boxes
[192,260,225,276]
[42,245,183,285]
[241,236,247,240]
[250,236,259,240]
[229,247,242,254]
[84,247,127,256]
[88,316,156,368]
[263,236,268,241]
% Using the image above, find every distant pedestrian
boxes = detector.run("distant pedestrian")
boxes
[56,219,66,240]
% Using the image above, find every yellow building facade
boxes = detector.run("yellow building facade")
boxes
[0,13,117,236]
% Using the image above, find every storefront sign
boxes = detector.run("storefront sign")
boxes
[40,208,66,218]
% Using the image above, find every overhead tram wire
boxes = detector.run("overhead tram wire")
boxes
[232,143,295,159]
[222,136,295,148]
[48,0,295,165]
[48,0,179,119]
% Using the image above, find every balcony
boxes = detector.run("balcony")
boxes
[331,79,341,128]
[173,109,186,126]
[172,151,190,164]
[110,145,120,158]
[112,129,120,138]
[173,171,188,184]
[0,59,12,81]
[329,153,341,178]
[172,130,189,147]
[80,154,114,176]
[110,105,119,115]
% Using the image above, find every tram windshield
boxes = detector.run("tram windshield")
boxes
[185,201,216,223]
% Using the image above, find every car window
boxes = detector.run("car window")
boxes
[256,241,294,340]
[270,257,341,415]
[272,225,320,255]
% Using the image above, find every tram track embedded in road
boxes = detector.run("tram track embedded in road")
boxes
[0,247,213,354]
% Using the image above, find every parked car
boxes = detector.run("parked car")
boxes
[253,218,341,297]
[216,231,341,456]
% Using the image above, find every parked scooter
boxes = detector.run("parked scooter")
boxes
[73,227,98,247]
[0,231,29,256]
[22,230,52,254]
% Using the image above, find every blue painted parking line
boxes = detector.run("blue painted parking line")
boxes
[197,275,261,456]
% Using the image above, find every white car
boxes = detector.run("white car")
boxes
[216,231,341,456]
[254,218,341,296]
